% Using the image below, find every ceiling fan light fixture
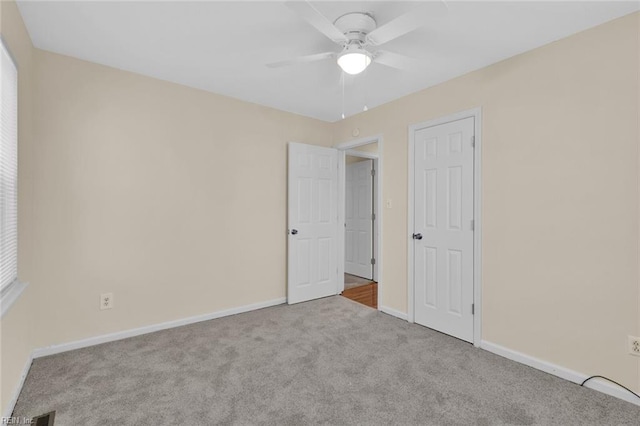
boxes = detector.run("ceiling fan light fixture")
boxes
[337,46,372,75]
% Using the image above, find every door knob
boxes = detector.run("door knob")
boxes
[412,233,422,240]
[291,229,298,235]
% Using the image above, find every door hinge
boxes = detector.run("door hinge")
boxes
[471,136,475,147]
[472,304,475,315]
[371,169,375,177]
[371,213,376,221]
[371,258,376,265]
[470,219,474,231]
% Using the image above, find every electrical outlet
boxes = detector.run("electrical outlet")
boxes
[100,293,114,310]
[628,336,640,357]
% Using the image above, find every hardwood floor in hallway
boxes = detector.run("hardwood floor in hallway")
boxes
[341,282,377,309]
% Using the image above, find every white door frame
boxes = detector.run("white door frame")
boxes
[408,108,482,346]
[335,135,383,307]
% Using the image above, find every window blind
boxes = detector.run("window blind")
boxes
[0,41,18,293]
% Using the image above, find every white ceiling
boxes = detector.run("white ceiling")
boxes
[17,1,640,122]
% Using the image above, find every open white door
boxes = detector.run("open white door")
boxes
[345,160,373,279]
[288,142,339,304]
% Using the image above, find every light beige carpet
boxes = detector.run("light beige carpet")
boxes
[13,296,640,425]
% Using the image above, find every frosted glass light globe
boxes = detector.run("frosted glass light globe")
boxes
[337,48,372,75]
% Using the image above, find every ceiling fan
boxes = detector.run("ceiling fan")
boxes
[267,1,447,75]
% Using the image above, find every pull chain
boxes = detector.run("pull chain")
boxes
[363,68,369,112]
[341,72,345,120]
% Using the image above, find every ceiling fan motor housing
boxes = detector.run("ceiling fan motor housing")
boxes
[333,12,377,45]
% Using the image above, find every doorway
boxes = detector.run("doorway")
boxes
[343,153,376,307]
[345,156,374,280]
[286,135,383,312]
[336,138,381,310]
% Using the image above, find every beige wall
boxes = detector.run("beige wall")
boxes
[334,13,640,391]
[0,0,36,413]
[28,50,332,349]
[351,141,378,153]
[346,155,367,165]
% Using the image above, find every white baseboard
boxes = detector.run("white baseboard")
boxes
[380,305,408,321]
[3,353,33,419]
[480,340,640,406]
[32,297,286,358]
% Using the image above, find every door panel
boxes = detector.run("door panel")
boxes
[413,117,474,342]
[345,160,373,279]
[288,143,339,304]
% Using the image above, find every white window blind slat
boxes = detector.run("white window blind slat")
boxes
[0,40,18,293]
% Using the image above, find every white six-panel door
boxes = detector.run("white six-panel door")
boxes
[413,117,474,342]
[287,143,339,304]
[345,160,373,279]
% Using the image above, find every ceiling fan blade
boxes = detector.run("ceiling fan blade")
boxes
[365,2,448,46]
[285,1,347,45]
[266,51,335,68]
[373,50,425,71]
